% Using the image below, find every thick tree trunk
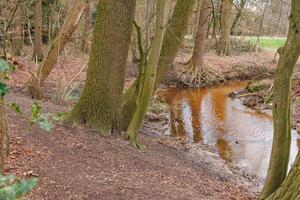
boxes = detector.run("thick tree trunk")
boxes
[218,0,233,56]
[190,0,211,67]
[28,0,86,97]
[121,0,196,130]
[33,0,44,61]
[125,0,167,147]
[266,153,300,200]
[259,0,300,199]
[66,0,136,133]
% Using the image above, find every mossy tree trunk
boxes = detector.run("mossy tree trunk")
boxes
[265,153,300,200]
[33,0,44,61]
[218,0,233,56]
[66,0,136,134]
[27,0,87,98]
[125,0,167,147]
[259,0,300,199]
[0,98,8,173]
[121,0,196,130]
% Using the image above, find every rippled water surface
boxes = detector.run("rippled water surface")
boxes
[159,81,300,178]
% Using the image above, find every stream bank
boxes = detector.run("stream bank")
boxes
[4,51,281,199]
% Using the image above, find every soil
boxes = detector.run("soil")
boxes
[2,49,279,199]
[5,94,257,200]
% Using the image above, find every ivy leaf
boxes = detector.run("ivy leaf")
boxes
[31,102,41,121]
[38,120,53,132]
[53,112,66,122]
[0,60,9,73]
[10,103,23,116]
[0,82,9,97]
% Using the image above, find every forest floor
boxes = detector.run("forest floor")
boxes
[3,49,278,199]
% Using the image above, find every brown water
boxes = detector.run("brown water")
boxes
[159,81,300,178]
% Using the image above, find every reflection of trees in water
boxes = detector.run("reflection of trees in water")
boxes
[187,89,207,143]
[211,87,233,161]
[169,101,186,138]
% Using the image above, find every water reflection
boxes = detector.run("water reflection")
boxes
[160,81,300,178]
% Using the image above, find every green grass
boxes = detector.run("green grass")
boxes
[246,37,286,49]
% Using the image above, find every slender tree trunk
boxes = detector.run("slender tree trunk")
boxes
[12,9,22,56]
[121,0,196,130]
[230,0,246,35]
[125,0,167,147]
[33,0,44,61]
[0,98,8,173]
[259,0,300,198]
[190,0,211,67]
[218,0,233,56]
[27,0,86,97]
[82,1,91,53]
[66,0,136,133]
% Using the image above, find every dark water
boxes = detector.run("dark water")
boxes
[159,81,300,178]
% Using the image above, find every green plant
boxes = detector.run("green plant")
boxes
[0,174,37,200]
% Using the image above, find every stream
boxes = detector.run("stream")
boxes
[159,81,300,179]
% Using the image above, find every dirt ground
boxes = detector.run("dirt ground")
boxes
[2,50,279,199]
[5,94,257,200]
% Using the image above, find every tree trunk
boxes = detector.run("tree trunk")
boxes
[230,0,246,35]
[28,0,86,97]
[33,0,44,61]
[0,98,8,173]
[66,0,136,134]
[125,0,167,147]
[12,9,22,56]
[121,0,196,130]
[266,153,300,200]
[259,0,300,198]
[218,0,233,56]
[190,0,211,67]
[82,1,91,53]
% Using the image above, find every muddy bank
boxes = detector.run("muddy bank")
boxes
[162,51,276,87]
[232,78,300,133]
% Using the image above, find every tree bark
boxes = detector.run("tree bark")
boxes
[230,0,246,35]
[82,1,91,53]
[259,0,300,198]
[27,0,86,97]
[218,0,233,56]
[0,98,8,173]
[33,0,44,61]
[190,0,211,67]
[266,153,300,200]
[121,0,196,130]
[12,8,22,56]
[66,0,136,134]
[125,0,167,147]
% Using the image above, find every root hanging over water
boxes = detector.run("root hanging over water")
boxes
[178,64,225,86]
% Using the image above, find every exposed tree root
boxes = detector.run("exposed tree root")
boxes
[178,63,225,86]
[125,132,145,149]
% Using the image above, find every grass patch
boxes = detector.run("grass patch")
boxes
[246,37,286,49]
